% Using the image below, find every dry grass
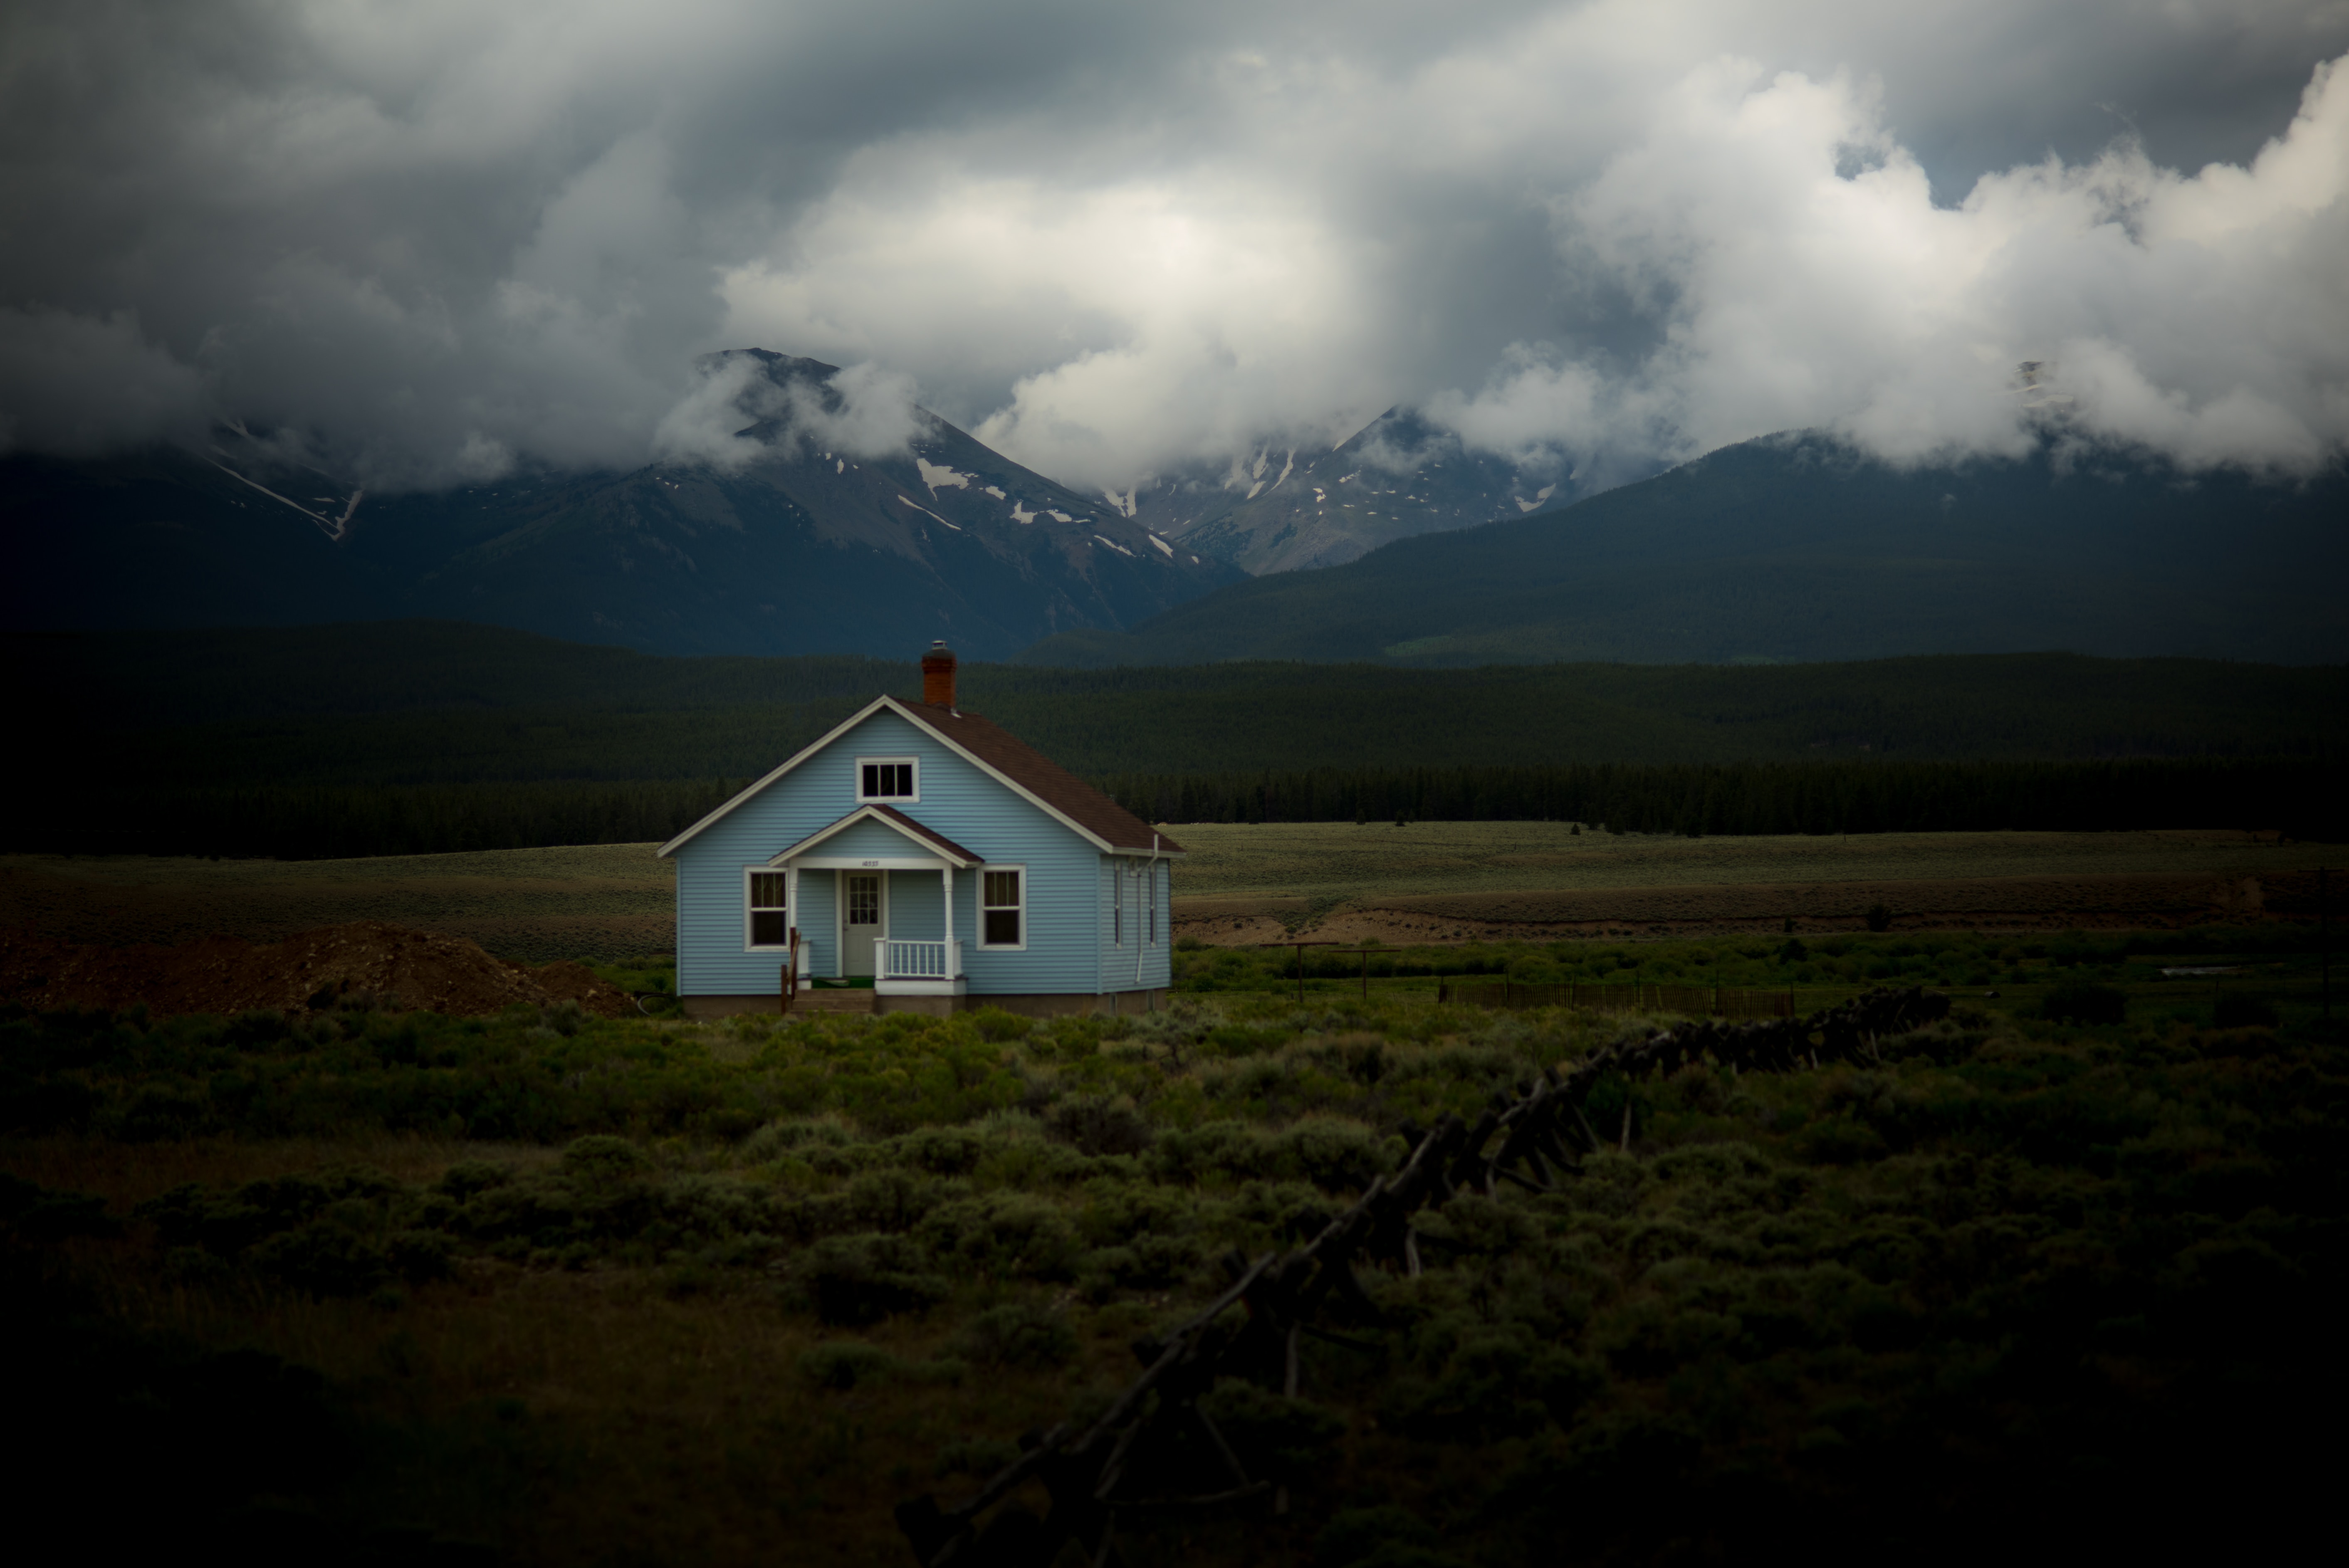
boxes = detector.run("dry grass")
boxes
[0,844,672,962]
[1167,825,2330,940]
[7,827,2325,962]
[1167,823,2327,899]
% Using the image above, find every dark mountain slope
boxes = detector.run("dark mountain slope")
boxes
[0,440,388,632]
[1022,433,2349,666]
[0,352,1241,661]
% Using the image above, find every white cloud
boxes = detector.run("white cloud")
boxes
[0,307,209,456]
[1501,51,2349,478]
[650,351,920,472]
[0,0,2344,495]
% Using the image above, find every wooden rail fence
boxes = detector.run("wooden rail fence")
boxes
[893,984,1949,1566]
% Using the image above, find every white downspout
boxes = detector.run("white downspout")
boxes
[1133,832,1160,991]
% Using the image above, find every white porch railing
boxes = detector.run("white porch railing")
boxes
[878,939,961,981]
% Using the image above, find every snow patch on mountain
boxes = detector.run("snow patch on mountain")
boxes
[898,494,959,528]
[916,457,972,494]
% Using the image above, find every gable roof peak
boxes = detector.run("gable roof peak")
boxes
[655,690,1184,859]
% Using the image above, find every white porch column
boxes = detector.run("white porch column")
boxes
[941,862,956,975]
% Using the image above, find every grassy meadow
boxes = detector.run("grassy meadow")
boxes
[7,822,2341,1561]
[7,963,2343,1563]
[4,825,2331,963]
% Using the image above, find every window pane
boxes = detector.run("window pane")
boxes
[984,909,1021,946]
[861,762,914,798]
[750,872,785,909]
[983,870,1020,908]
[847,875,880,925]
[752,910,787,946]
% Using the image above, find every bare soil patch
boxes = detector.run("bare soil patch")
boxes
[0,919,636,1018]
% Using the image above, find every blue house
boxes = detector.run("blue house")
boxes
[658,642,1181,1017]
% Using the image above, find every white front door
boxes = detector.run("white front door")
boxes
[841,872,883,976]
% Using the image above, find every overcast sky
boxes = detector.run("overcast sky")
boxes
[2,0,2345,496]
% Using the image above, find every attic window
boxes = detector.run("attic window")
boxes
[858,758,918,802]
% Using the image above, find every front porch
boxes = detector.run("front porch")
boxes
[767,803,983,1004]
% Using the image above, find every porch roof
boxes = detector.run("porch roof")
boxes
[764,803,986,870]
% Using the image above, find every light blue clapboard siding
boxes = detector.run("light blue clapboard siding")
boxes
[670,706,1147,998]
[1093,853,1174,993]
[796,868,838,979]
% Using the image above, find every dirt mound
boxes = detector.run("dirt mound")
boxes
[0,920,636,1019]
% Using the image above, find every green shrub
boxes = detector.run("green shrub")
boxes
[948,1302,1078,1369]
[968,1008,1031,1042]
[2042,982,2127,1025]
[2213,993,2279,1030]
[561,1134,653,1184]
[435,1161,513,1200]
[1317,1507,1439,1567]
[934,1435,1021,1478]
[1080,1233,1202,1293]
[799,1232,947,1324]
[1270,1116,1397,1192]
[1198,1380,1346,1476]
[919,1193,1082,1281]
[0,1175,120,1241]
[1147,1119,1268,1185]
[799,1341,904,1390]
[248,1220,394,1298]
[1797,1114,1889,1166]
[742,1116,857,1162]
[1043,1095,1155,1157]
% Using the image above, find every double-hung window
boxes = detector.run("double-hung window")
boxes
[746,870,789,949]
[858,757,917,802]
[980,867,1024,949]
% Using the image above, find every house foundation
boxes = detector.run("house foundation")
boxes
[681,989,1167,1021]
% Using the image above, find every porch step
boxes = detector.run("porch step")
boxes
[789,989,877,1015]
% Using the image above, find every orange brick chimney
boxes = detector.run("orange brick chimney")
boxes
[921,640,957,709]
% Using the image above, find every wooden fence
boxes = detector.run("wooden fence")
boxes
[893,985,1948,1567]
[1437,981,1796,1017]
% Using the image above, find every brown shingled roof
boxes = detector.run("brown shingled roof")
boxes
[896,701,1184,854]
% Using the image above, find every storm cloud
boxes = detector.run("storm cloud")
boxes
[2,0,2344,497]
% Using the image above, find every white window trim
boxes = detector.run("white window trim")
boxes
[978,862,1028,951]
[743,865,793,953]
[855,754,920,804]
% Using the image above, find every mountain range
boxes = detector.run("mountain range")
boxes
[1111,406,1568,573]
[1032,432,2349,666]
[5,350,2342,668]
[0,352,1239,661]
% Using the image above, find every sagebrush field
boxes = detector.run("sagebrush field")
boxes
[5,948,2340,1563]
